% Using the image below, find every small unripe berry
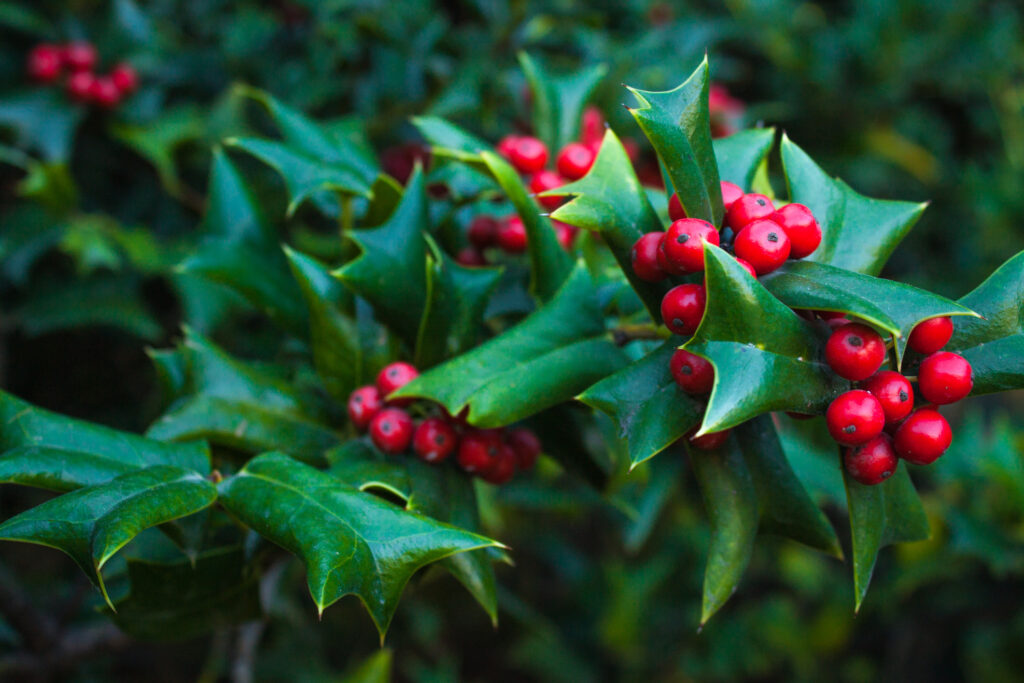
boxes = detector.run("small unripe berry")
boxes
[772,203,822,259]
[863,370,914,424]
[733,219,791,275]
[556,142,595,180]
[826,390,886,446]
[631,232,666,282]
[110,62,138,94]
[893,409,952,465]
[825,323,886,381]
[907,317,954,355]
[530,170,565,210]
[27,44,63,82]
[496,215,527,253]
[481,445,518,484]
[369,408,414,454]
[457,430,502,473]
[670,349,714,394]
[918,351,973,405]
[63,42,98,72]
[668,193,686,221]
[726,193,775,230]
[844,434,898,485]
[689,428,730,450]
[507,428,542,470]
[661,284,706,336]
[720,181,744,211]
[347,385,383,431]
[509,136,548,174]
[662,219,720,273]
[377,361,419,403]
[413,418,458,463]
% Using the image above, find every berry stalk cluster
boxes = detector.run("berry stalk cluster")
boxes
[26,41,138,109]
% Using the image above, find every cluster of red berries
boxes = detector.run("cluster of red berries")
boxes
[820,316,971,485]
[456,213,579,267]
[347,362,541,485]
[26,42,138,109]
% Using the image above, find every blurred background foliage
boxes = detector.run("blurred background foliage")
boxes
[0,1,1022,681]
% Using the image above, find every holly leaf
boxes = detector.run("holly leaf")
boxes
[627,56,723,225]
[579,339,703,468]
[217,452,500,637]
[111,105,205,200]
[0,89,84,162]
[0,466,217,607]
[780,134,927,276]
[392,263,627,428]
[686,245,848,434]
[843,462,929,611]
[518,52,607,153]
[410,116,490,164]
[0,390,209,492]
[712,128,776,189]
[949,250,1024,395]
[761,260,978,364]
[198,147,277,246]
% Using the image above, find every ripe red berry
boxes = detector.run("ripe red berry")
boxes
[826,390,886,446]
[369,408,414,454]
[657,238,686,276]
[662,219,720,273]
[63,42,98,72]
[457,430,502,474]
[631,232,666,282]
[90,76,121,109]
[726,193,775,230]
[509,136,549,174]
[825,323,886,381]
[481,445,518,484]
[413,418,459,463]
[893,409,952,465]
[468,215,499,248]
[496,215,528,253]
[496,135,520,160]
[668,193,686,221]
[918,351,973,405]
[110,62,138,94]
[689,428,731,450]
[670,349,714,394]
[863,371,914,424]
[553,221,576,250]
[66,71,96,103]
[720,181,744,211]
[581,106,604,147]
[530,170,565,210]
[772,203,821,259]
[456,247,488,267]
[844,434,898,485]
[507,428,542,470]
[734,257,757,278]
[907,316,954,354]
[376,361,419,403]
[27,44,63,82]
[347,385,383,431]
[733,219,791,275]
[556,142,595,180]
[661,284,706,336]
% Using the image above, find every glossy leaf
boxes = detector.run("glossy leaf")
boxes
[712,128,776,189]
[410,115,490,164]
[199,147,276,246]
[518,52,607,153]
[217,452,499,636]
[780,134,927,275]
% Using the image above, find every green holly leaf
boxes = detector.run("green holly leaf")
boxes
[761,260,978,364]
[949,250,1024,395]
[0,89,84,162]
[393,263,627,427]
[712,128,776,189]
[692,416,840,624]
[549,129,668,320]
[410,116,490,164]
[217,452,500,637]
[518,52,607,153]
[579,340,702,468]
[111,105,205,200]
[627,57,723,225]
[199,147,277,246]
[0,466,217,607]
[844,462,929,611]
[0,390,209,492]
[780,134,927,276]
[686,246,848,434]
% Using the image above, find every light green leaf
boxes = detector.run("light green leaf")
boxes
[712,128,776,189]
[518,52,607,153]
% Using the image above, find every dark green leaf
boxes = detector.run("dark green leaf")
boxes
[518,52,607,153]
[111,106,205,200]
[411,116,491,163]
[0,89,84,162]
[712,128,776,189]
[199,147,276,246]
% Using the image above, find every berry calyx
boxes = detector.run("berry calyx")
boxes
[63,42,98,72]
[66,71,96,103]
[347,385,383,431]
[507,428,542,470]
[508,136,548,174]
[481,445,518,484]
[110,62,138,94]
[726,193,775,230]
[376,361,419,403]
[662,219,720,273]
[893,409,952,465]
[631,232,666,282]
[556,142,595,180]
[456,247,488,267]
[496,215,528,253]
[457,430,502,474]
[413,418,459,463]
[27,44,63,82]
[661,284,706,336]
[668,193,686,221]
[733,219,791,275]
[844,434,898,485]
[530,170,565,210]
[918,351,973,405]
[369,408,414,454]
[826,390,886,446]
[670,349,714,394]
[90,77,121,109]
[907,317,954,355]
[863,370,915,424]
[824,322,886,381]
[772,203,822,259]
[468,215,499,248]
[720,181,744,211]
[689,428,731,450]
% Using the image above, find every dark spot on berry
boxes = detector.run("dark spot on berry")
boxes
[673,318,683,328]
[848,336,863,348]
[381,421,392,434]
[354,396,363,404]
[881,470,892,479]
[899,390,908,402]
[677,234,689,244]
[682,366,692,375]
[388,369,398,378]
[844,425,856,434]
[767,232,778,242]
[433,434,445,446]
[756,199,766,206]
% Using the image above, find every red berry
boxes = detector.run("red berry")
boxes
[581,106,605,147]
[481,445,518,484]
[457,430,502,474]
[90,76,121,109]
[772,203,821,259]
[496,215,527,253]
[530,170,565,210]
[825,323,886,381]
[661,284,706,336]
[468,215,499,248]
[733,219,791,275]
[413,418,459,463]
[369,408,414,454]
[668,193,687,221]
[827,316,853,330]
[689,428,731,450]
[720,181,744,211]
[509,136,548,174]
[826,390,886,446]
[376,361,419,403]
[66,71,96,103]
[863,371,914,424]
[662,219,720,273]
[456,247,488,267]
[110,62,138,94]
[63,42,97,72]
[27,44,63,82]
[844,434,898,485]
[907,317,954,354]
[631,233,666,282]
[670,349,714,394]
[816,310,847,321]
[893,409,952,465]
[657,238,686,276]
[507,428,542,469]
[734,257,757,278]
[553,221,575,250]
[726,193,775,230]
[496,135,520,160]
[918,351,973,405]
[556,142,595,180]
[347,385,383,431]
